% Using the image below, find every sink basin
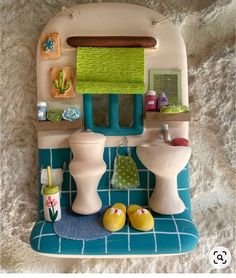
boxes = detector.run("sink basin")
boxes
[137,142,191,214]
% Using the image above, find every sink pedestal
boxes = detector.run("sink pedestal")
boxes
[149,175,185,214]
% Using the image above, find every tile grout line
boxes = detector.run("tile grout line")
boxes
[105,236,108,254]
[171,215,182,253]
[69,150,72,206]
[108,149,111,205]
[33,233,56,240]
[58,236,62,254]
[37,221,46,251]
[153,224,157,253]
[81,240,85,255]
[32,231,198,241]
[127,189,131,252]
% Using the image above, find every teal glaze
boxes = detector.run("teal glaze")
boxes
[83,94,144,135]
[30,147,199,256]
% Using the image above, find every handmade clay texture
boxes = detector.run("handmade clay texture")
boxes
[1,0,235,273]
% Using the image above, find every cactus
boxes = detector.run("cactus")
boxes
[52,70,71,94]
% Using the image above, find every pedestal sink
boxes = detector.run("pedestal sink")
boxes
[137,142,191,214]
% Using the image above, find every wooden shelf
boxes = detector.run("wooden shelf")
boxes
[34,119,82,131]
[145,111,191,122]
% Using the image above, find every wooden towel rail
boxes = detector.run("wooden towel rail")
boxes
[66,36,157,48]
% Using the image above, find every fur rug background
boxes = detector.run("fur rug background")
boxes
[1,0,235,273]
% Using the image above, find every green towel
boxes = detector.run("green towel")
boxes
[47,109,63,122]
[76,47,145,94]
[111,154,140,189]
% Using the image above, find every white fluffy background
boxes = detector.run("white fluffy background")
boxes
[1,0,235,273]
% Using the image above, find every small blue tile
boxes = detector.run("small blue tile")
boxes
[179,234,198,253]
[149,172,156,189]
[107,234,128,254]
[130,148,146,169]
[156,233,180,254]
[129,190,147,206]
[98,191,109,205]
[31,221,45,239]
[62,172,70,191]
[39,235,60,253]
[174,219,196,234]
[60,192,71,207]
[61,238,84,254]
[84,238,106,255]
[38,149,50,169]
[130,234,156,254]
[111,190,128,206]
[98,171,109,189]
[103,148,109,168]
[43,222,55,234]
[70,175,77,191]
[52,148,71,169]
[138,171,148,189]
[154,218,177,232]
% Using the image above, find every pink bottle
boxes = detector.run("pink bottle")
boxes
[157,92,168,111]
[145,90,157,111]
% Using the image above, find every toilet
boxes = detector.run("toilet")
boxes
[69,131,106,215]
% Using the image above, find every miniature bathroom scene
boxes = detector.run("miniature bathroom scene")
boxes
[30,3,198,257]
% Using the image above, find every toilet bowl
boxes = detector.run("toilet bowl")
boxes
[69,131,106,215]
[137,141,191,214]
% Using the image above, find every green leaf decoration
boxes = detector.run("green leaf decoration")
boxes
[52,69,71,94]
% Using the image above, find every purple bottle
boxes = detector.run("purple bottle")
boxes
[157,92,168,111]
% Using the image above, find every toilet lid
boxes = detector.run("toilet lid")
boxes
[69,131,106,144]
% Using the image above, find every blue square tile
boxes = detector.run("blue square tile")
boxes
[130,147,146,169]
[103,148,109,168]
[130,234,156,254]
[60,192,71,207]
[177,164,189,189]
[174,219,196,234]
[43,222,55,234]
[98,191,109,205]
[52,148,71,169]
[138,171,148,189]
[31,221,46,239]
[38,149,50,169]
[62,172,70,191]
[179,234,198,253]
[84,238,106,255]
[156,233,180,254]
[98,171,109,189]
[129,190,147,206]
[111,190,128,206]
[154,218,177,233]
[70,175,77,191]
[107,234,128,254]
[61,238,84,254]
[149,172,156,189]
[39,235,60,253]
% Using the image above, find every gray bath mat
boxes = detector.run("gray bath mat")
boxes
[54,207,112,241]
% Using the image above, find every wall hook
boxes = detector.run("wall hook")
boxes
[152,18,168,26]
[62,7,77,19]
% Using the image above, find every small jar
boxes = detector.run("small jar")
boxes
[145,90,157,111]
[37,101,47,121]
[42,185,61,222]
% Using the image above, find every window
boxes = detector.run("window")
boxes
[83,94,143,136]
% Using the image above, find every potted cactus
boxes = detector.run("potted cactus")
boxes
[52,69,71,94]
